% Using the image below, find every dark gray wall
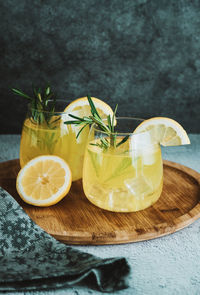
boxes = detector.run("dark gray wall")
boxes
[1,0,200,134]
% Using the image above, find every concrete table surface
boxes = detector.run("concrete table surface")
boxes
[0,134,200,295]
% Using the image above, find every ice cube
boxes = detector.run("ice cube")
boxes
[88,185,108,202]
[124,175,153,200]
[108,190,114,208]
[140,149,156,165]
[129,131,156,165]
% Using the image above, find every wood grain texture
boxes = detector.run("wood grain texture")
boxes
[0,159,199,245]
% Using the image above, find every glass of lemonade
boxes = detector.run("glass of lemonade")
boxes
[82,117,163,212]
[20,100,89,181]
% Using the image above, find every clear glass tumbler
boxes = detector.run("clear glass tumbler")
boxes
[20,100,89,181]
[82,117,163,212]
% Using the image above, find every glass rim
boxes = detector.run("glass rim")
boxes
[91,117,160,148]
[27,99,73,114]
[92,116,148,136]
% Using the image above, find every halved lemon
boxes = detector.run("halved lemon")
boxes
[134,117,190,146]
[16,155,72,206]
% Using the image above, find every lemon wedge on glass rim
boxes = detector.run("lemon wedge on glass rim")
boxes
[16,155,72,206]
[134,117,190,146]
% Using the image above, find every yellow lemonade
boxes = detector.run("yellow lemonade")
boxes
[20,118,89,181]
[83,137,163,212]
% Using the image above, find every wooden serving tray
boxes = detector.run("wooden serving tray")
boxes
[0,159,200,245]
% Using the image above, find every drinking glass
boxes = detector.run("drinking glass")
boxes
[20,100,89,181]
[82,117,163,212]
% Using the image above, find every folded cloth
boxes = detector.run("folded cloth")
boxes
[0,187,131,292]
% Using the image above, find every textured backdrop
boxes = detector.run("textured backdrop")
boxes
[0,0,200,134]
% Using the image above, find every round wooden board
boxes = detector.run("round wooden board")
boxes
[0,159,200,245]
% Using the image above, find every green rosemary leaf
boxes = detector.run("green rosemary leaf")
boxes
[114,104,118,116]
[45,93,54,101]
[100,138,109,148]
[116,135,130,147]
[82,117,93,123]
[87,95,101,119]
[64,120,82,125]
[46,86,50,96]
[111,104,118,132]
[90,143,104,149]
[11,88,32,100]
[68,114,85,121]
[76,123,89,139]
[49,116,60,126]
[37,93,42,102]
[110,133,117,148]
[107,114,112,130]
[12,84,57,126]
[33,87,38,99]
[90,115,110,132]
[90,140,108,150]
[90,143,98,146]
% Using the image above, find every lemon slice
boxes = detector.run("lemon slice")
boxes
[134,117,190,146]
[61,96,115,133]
[60,96,115,140]
[63,96,114,117]
[16,155,72,206]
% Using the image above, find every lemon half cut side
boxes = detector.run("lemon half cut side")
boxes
[16,155,72,206]
[134,117,190,146]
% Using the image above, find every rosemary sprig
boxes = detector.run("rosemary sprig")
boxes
[11,85,58,127]
[64,95,129,149]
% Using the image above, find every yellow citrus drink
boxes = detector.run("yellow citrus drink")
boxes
[83,139,163,212]
[20,97,115,182]
[20,118,89,181]
[82,119,163,212]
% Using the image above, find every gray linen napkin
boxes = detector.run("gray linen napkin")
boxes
[0,187,131,292]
